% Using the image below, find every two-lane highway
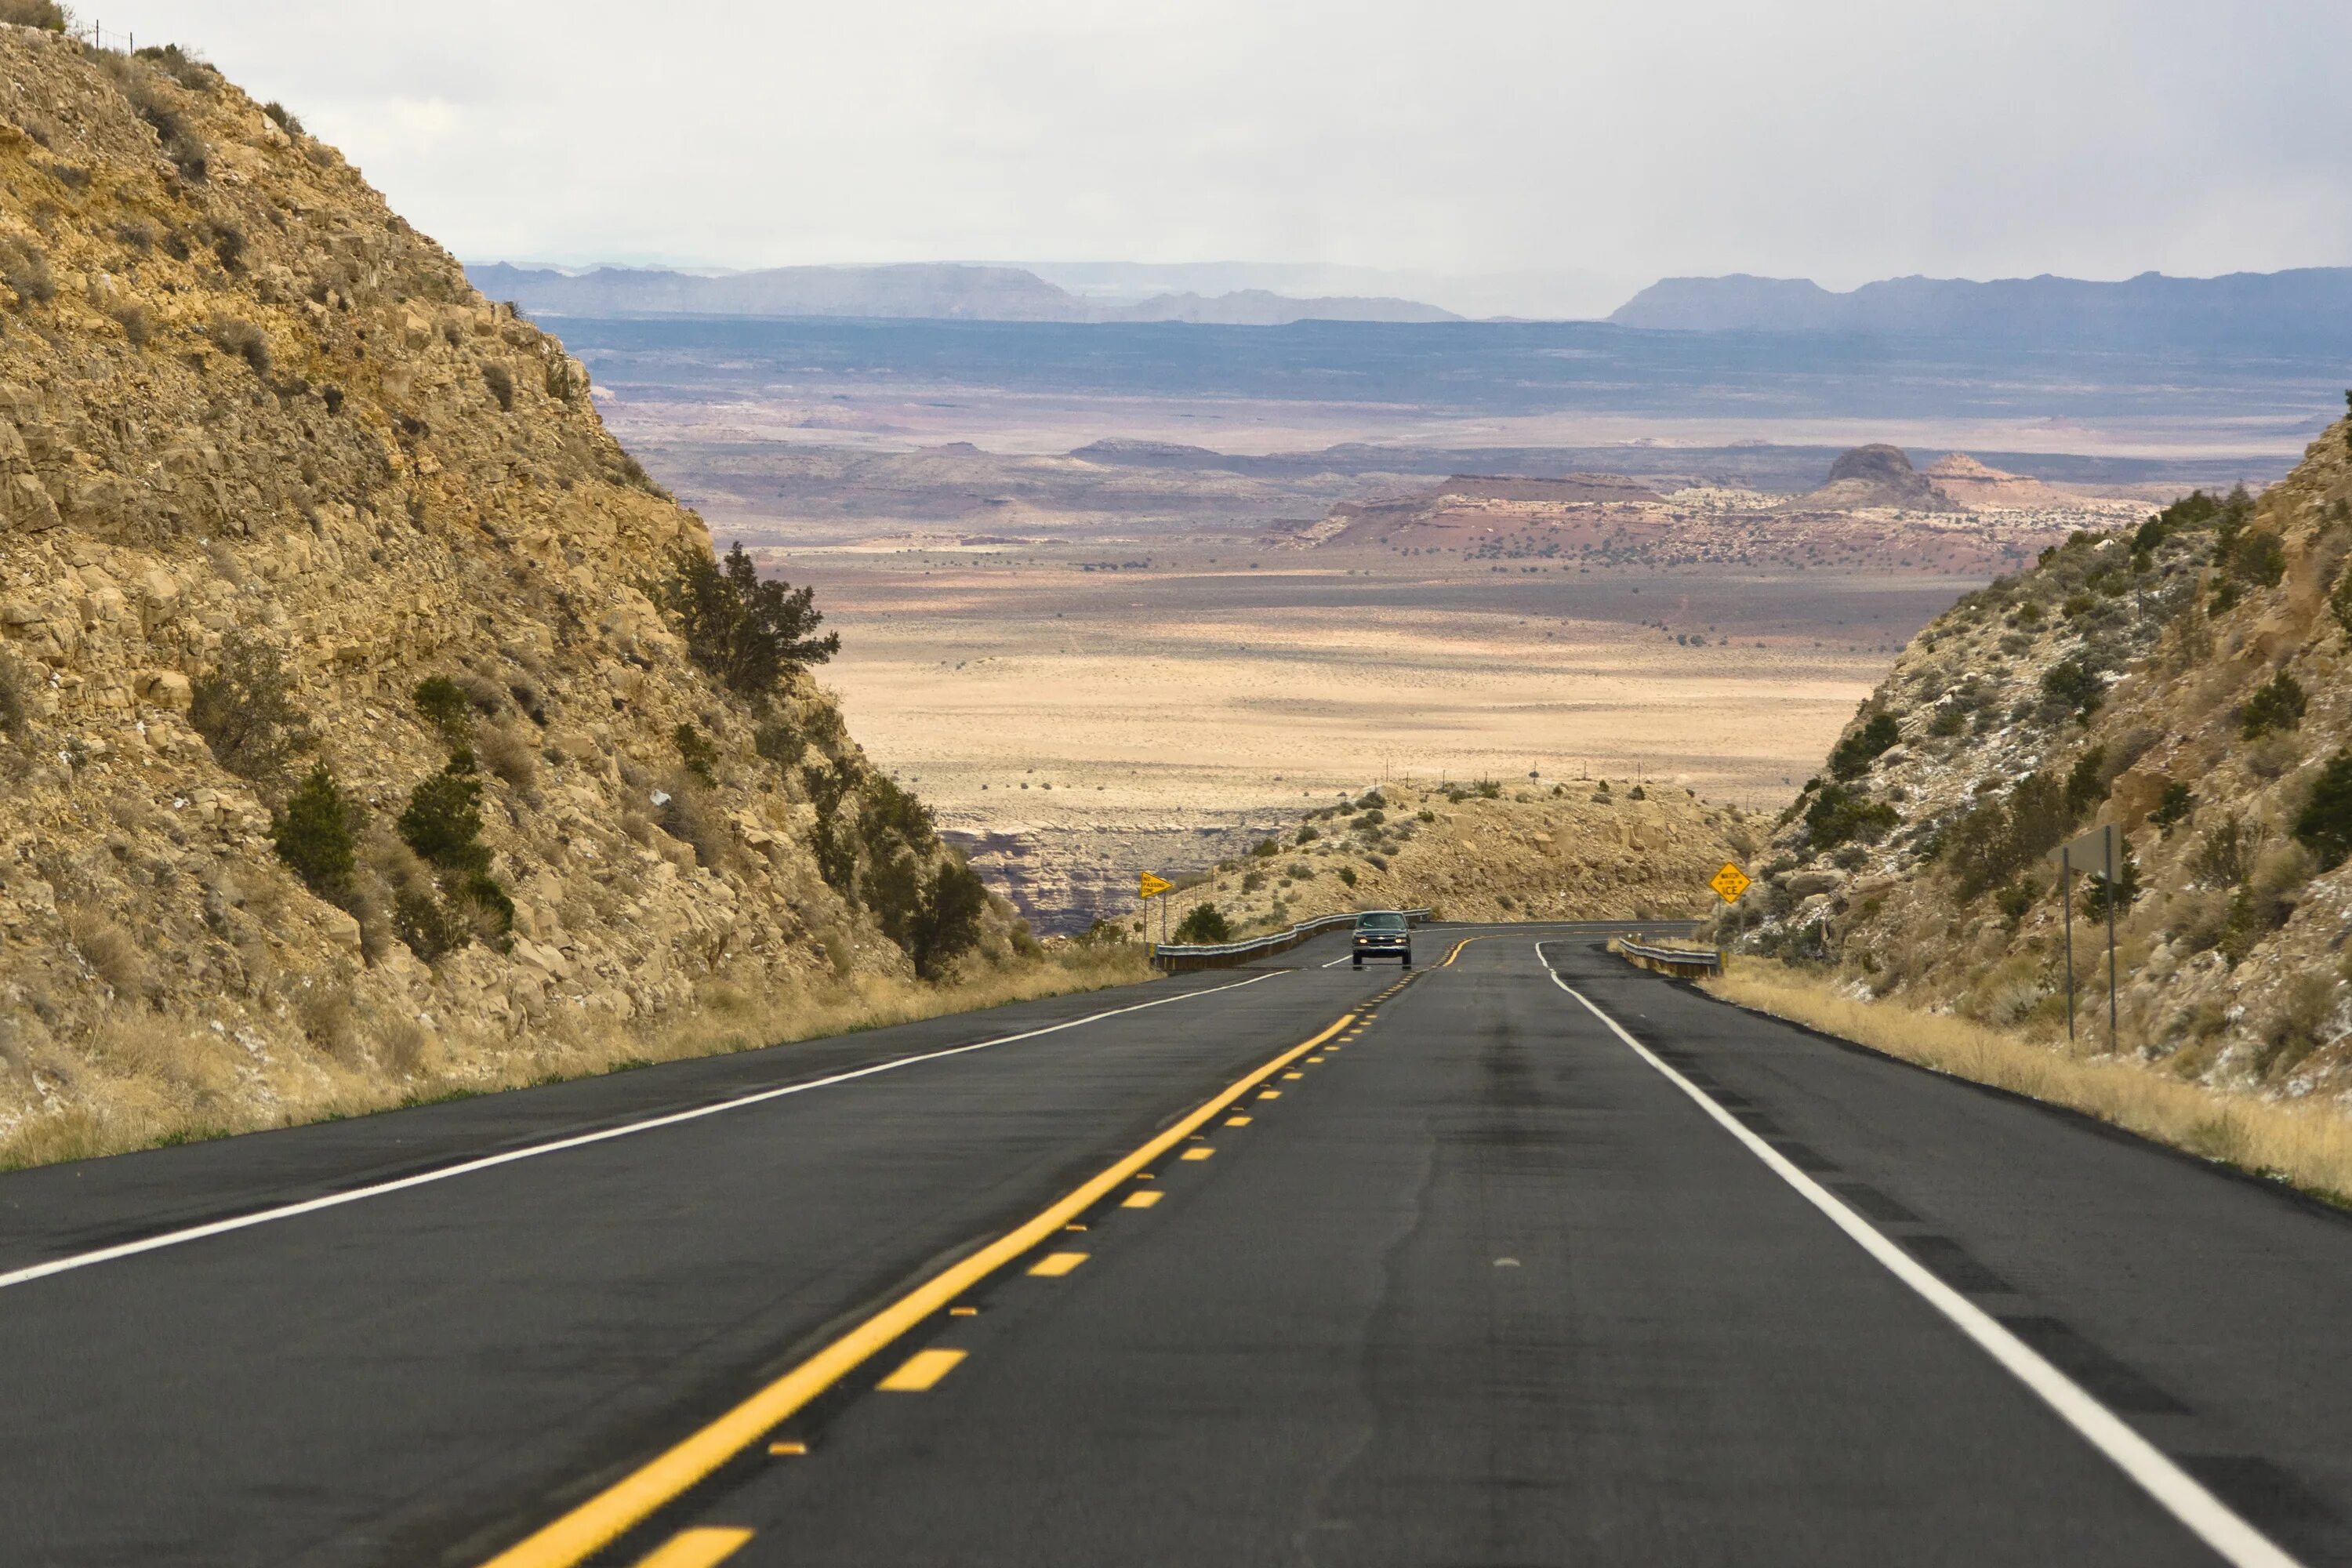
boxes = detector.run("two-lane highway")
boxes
[9,926,2352,1566]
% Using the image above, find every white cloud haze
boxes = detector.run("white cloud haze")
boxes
[93,0,2352,296]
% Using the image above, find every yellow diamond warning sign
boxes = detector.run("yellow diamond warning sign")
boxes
[1138,872,1173,899]
[1708,862,1751,904]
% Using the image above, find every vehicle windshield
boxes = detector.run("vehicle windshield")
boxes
[1357,913,1406,931]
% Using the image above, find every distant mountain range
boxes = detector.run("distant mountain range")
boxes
[1609,268,2352,351]
[466,262,1460,325]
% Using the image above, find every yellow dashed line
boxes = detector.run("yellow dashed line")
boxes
[1259,1089,1282,1100]
[1225,1115,1252,1127]
[1029,1252,1087,1277]
[1123,1190,1163,1208]
[632,1528,753,1568]
[474,1010,1356,1567]
[1180,1147,1214,1162]
[877,1348,967,1392]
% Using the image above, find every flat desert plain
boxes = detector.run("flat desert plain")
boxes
[775,543,1975,927]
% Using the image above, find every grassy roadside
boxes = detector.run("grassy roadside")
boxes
[0,945,1155,1173]
[1704,958,2352,1207]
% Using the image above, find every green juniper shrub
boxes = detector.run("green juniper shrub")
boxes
[2189,813,2258,887]
[2039,659,2103,722]
[2241,670,2307,739]
[272,763,361,902]
[0,1,67,31]
[1828,711,1902,782]
[2332,559,2352,639]
[2080,839,2141,920]
[1174,903,1232,944]
[659,542,838,699]
[673,721,719,783]
[262,100,304,136]
[2150,780,2194,836]
[1804,783,1898,852]
[1250,837,1280,858]
[1294,825,1319,845]
[1994,880,2038,929]
[190,633,309,782]
[905,859,988,980]
[2220,528,2286,590]
[1336,866,1358,887]
[412,675,473,749]
[397,760,491,873]
[753,717,807,768]
[1944,772,2070,898]
[1475,779,1502,800]
[2063,746,2109,820]
[2292,749,2352,870]
[392,887,463,962]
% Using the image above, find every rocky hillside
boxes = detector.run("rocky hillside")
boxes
[1735,415,2352,1092]
[0,26,1025,1158]
[1140,779,1744,937]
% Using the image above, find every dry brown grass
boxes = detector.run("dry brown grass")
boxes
[0,945,1154,1171]
[1705,958,2352,1204]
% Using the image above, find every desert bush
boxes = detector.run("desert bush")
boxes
[211,318,270,376]
[1804,783,1897,852]
[190,634,309,782]
[64,903,150,1002]
[272,763,361,902]
[657,782,731,869]
[1337,866,1358,887]
[0,235,53,307]
[124,76,209,180]
[2220,528,2287,589]
[2039,659,2103,721]
[1241,869,1266,893]
[1474,779,1502,800]
[673,721,718,783]
[110,302,151,346]
[2190,814,2259,887]
[2063,746,2109,819]
[753,717,806,768]
[2292,750,2352,870]
[1295,825,1319,845]
[1174,903,1232,944]
[1944,772,2068,898]
[0,1,67,30]
[477,724,537,789]
[657,541,837,699]
[2150,780,2194,836]
[1250,838,1279,858]
[397,760,490,873]
[293,983,354,1057]
[135,44,216,89]
[1828,711,1901,782]
[482,361,514,412]
[2255,971,2339,1079]
[2241,670,2307,739]
[904,859,987,979]
[2079,840,2140,919]
[0,651,26,742]
[262,100,304,136]
[412,675,473,749]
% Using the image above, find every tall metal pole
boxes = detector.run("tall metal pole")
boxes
[2117,832,2136,1053]
[2061,848,2074,1046]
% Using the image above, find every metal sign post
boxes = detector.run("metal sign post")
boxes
[2048,823,2120,1053]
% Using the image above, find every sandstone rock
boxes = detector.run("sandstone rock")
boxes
[136,670,191,709]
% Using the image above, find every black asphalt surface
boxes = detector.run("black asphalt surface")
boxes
[8,924,2352,1566]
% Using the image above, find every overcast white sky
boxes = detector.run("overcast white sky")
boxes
[92,0,2352,300]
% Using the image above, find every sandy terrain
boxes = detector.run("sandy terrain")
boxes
[765,543,1972,927]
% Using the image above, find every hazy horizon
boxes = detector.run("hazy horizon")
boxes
[91,2,2352,298]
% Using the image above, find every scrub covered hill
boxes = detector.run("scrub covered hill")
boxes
[0,23,1041,1163]
[1734,408,2352,1094]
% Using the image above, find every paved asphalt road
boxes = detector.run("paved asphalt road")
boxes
[7,924,2352,1566]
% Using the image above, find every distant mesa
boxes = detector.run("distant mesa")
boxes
[1068,438,1235,467]
[1780,445,1958,514]
[466,261,1457,327]
[1920,452,2073,509]
[1606,267,2352,353]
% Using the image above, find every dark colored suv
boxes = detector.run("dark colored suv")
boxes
[1352,910,1411,968]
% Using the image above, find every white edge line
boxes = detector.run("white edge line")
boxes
[0,970,1288,1294]
[1533,942,2303,1568]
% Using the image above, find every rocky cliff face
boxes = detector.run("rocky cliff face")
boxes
[1737,417,2352,1094]
[0,28,1016,1158]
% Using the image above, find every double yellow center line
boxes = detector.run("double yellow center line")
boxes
[481,1009,1360,1568]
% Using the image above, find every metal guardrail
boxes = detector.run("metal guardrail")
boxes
[1616,937,1723,978]
[1152,909,1434,973]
